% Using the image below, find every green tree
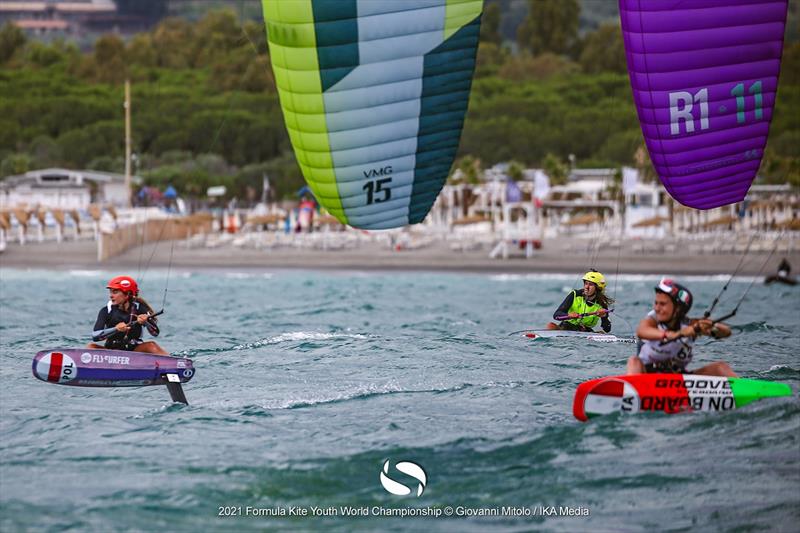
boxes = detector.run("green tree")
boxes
[127,34,157,68]
[542,153,568,185]
[517,0,580,57]
[93,34,127,84]
[579,23,627,74]
[480,2,502,45]
[57,121,123,167]
[87,155,125,173]
[209,47,274,93]
[29,135,63,167]
[507,160,524,181]
[498,52,579,81]
[26,41,66,67]
[0,118,20,152]
[0,22,25,64]
[193,10,244,67]
[259,151,305,200]
[782,41,800,85]
[151,18,195,68]
[450,155,482,184]
[1,153,31,176]
[242,20,268,55]
[474,41,508,78]
[594,130,643,165]
[634,145,657,183]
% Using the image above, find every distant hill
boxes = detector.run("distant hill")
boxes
[164,0,621,42]
[166,0,262,22]
[10,1,797,47]
[494,0,619,45]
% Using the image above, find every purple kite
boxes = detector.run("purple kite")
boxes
[619,0,788,209]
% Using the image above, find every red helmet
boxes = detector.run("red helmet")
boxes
[107,275,138,295]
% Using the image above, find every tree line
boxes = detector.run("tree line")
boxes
[0,2,797,203]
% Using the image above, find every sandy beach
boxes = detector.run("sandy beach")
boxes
[1,235,797,276]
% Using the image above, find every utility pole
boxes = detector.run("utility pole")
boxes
[124,79,132,207]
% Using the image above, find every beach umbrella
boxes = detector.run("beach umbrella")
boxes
[776,218,800,230]
[452,215,491,226]
[563,214,602,227]
[317,215,343,227]
[633,216,669,228]
[702,215,739,229]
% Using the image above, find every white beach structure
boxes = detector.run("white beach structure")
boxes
[0,168,139,208]
[0,168,146,244]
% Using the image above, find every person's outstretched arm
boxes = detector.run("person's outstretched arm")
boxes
[553,292,575,320]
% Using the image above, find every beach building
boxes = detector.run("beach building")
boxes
[0,167,139,208]
[0,1,117,36]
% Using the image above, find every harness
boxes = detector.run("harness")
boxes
[564,290,603,329]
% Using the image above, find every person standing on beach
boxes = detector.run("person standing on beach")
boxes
[296,194,316,233]
[627,278,735,376]
[87,276,167,354]
[547,270,613,332]
[764,258,796,285]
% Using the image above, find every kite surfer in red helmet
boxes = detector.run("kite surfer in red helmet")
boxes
[87,276,167,355]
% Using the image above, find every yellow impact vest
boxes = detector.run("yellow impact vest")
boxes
[565,290,602,328]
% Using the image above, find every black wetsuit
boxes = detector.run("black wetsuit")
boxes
[92,301,159,351]
[765,258,796,285]
[552,289,612,333]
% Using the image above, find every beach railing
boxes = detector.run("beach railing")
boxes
[97,214,213,262]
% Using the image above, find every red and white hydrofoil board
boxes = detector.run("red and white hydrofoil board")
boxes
[573,374,792,422]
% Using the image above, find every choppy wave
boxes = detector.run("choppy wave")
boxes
[2,270,798,531]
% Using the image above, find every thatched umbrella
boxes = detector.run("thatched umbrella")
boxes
[452,214,491,226]
[701,215,738,230]
[563,214,602,226]
[68,209,81,235]
[88,204,102,221]
[246,214,285,227]
[12,208,30,228]
[34,209,48,242]
[12,208,30,244]
[776,218,800,231]
[316,214,343,226]
[632,216,669,228]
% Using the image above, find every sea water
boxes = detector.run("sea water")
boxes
[1,268,798,532]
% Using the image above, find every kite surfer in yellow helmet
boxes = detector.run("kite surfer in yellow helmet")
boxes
[547,270,614,333]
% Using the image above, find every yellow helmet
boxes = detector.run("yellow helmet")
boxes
[582,270,606,290]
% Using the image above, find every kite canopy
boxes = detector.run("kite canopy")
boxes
[619,0,788,209]
[263,0,483,229]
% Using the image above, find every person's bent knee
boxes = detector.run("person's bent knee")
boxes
[713,361,737,377]
[627,355,645,375]
[694,361,737,377]
[135,342,167,355]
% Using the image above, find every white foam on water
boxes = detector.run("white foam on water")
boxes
[68,270,105,277]
[489,273,753,283]
[223,272,274,280]
[231,331,370,350]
